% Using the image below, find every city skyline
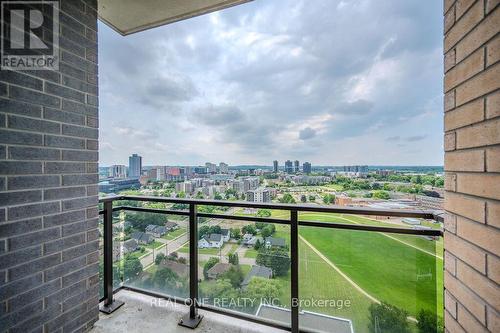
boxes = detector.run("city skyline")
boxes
[99,0,444,166]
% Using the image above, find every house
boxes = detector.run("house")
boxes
[123,239,139,254]
[131,231,154,244]
[265,237,286,248]
[206,263,233,279]
[198,234,223,248]
[242,233,253,242]
[244,236,263,247]
[145,224,167,237]
[241,265,273,288]
[165,221,179,231]
[220,229,230,242]
[159,259,188,277]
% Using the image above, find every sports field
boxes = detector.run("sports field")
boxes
[245,209,443,331]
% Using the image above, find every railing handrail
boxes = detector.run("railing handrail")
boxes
[100,194,444,221]
[99,194,444,332]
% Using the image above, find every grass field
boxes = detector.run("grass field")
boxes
[298,213,443,319]
[145,241,164,249]
[162,228,187,240]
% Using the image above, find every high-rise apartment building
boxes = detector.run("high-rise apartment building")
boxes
[246,188,271,203]
[219,162,229,173]
[303,162,312,174]
[273,160,278,173]
[205,162,217,173]
[294,160,300,173]
[109,165,127,178]
[285,160,293,173]
[128,154,142,179]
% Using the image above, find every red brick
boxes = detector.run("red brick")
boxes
[486,0,500,14]
[445,309,466,332]
[445,212,457,233]
[445,290,458,318]
[445,250,457,275]
[445,90,456,111]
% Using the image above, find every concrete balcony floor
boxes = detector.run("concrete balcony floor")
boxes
[93,290,287,333]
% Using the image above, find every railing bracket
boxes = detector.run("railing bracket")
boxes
[99,299,124,314]
[178,313,203,329]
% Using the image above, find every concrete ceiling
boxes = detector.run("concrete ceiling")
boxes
[98,0,252,35]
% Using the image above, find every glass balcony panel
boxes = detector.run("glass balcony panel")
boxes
[197,212,291,329]
[117,209,190,299]
[298,217,443,333]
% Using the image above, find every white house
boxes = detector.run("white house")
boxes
[242,233,253,242]
[198,234,223,248]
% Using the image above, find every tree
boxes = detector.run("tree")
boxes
[254,239,262,250]
[243,277,282,305]
[308,194,316,201]
[155,253,166,265]
[372,190,390,200]
[260,224,275,238]
[416,309,443,333]
[199,279,238,301]
[242,224,257,235]
[203,257,219,279]
[176,191,186,198]
[368,302,410,333]
[214,192,223,200]
[195,191,204,199]
[220,265,244,288]
[256,248,290,276]
[300,195,307,203]
[228,252,239,265]
[323,194,335,204]
[256,209,271,218]
[153,267,178,290]
[279,193,296,204]
[230,228,241,239]
[123,257,143,279]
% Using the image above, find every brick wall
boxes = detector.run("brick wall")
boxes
[0,1,100,332]
[443,0,499,332]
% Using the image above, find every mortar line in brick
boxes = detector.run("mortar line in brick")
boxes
[445,4,487,52]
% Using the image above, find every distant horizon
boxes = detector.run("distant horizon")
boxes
[99,0,444,166]
[99,163,444,169]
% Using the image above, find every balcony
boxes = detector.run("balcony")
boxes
[97,195,444,333]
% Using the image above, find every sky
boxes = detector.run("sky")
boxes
[98,0,444,167]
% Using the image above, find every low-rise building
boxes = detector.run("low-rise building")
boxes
[264,237,286,248]
[198,234,223,248]
[130,231,154,244]
[241,265,273,288]
[206,263,232,279]
[145,225,167,237]
[165,221,179,231]
[246,188,271,203]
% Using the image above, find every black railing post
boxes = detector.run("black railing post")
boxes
[290,210,299,333]
[99,199,124,314]
[179,203,203,328]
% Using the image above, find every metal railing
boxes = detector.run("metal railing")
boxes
[98,195,443,332]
